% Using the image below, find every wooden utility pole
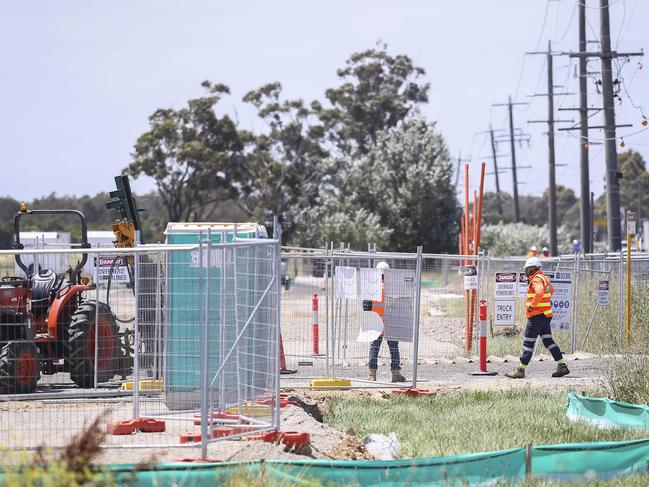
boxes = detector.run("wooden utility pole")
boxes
[578,0,591,253]
[489,127,503,215]
[563,0,643,251]
[492,97,529,222]
[527,41,574,256]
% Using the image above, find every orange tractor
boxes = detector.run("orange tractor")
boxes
[0,207,129,393]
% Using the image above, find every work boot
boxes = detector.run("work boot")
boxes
[367,368,377,381]
[391,369,407,383]
[552,363,570,378]
[505,367,526,379]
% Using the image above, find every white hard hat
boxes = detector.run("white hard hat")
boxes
[524,256,542,269]
[530,245,538,252]
[376,261,390,272]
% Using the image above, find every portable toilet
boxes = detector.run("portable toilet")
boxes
[163,222,269,410]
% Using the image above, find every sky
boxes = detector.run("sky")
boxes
[1,0,648,204]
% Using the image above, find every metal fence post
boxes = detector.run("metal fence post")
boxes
[93,252,99,389]
[571,252,580,353]
[274,237,282,431]
[198,232,209,459]
[618,250,624,348]
[132,236,141,420]
[412,246,423,387]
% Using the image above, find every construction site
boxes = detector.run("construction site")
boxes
[2,1,649,486]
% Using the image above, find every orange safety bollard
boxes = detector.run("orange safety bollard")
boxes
[471,299,497,376]
[312,293,320,355]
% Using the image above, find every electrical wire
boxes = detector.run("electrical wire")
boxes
[555,0,578,45]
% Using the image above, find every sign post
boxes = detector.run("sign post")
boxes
[626,210,636,345]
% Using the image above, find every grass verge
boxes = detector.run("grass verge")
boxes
[323,390,647,458]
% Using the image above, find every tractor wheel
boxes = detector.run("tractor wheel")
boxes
[0,341,41,394]
[68,301,120,388]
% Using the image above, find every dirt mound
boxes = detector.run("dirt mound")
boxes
[329,428,373,460]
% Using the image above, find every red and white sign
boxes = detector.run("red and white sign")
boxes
[95,256,129,283]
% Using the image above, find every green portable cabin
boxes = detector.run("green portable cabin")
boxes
[163,222,269,410]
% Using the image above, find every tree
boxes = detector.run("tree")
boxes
[314,44,429,157]
[345,118,459,252]
[240,83,330,241]
[128,82,245,222]
[535,185,579,229]
[618,150,649,221]
[481,222,571,256]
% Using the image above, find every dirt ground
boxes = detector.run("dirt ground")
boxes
[0,354,607,465]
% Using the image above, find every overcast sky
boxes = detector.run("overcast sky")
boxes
[1,0,647,204]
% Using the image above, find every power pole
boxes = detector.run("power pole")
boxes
[564,0,643,251]
[600,0,622,251]
[578,0,591,253]
[489,127,503,215]
[527,41,574,256]
[493,96,529,222]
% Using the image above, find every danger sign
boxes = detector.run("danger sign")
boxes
[495,273,517,299]
[95,256,130,283]
[493,272,517,326]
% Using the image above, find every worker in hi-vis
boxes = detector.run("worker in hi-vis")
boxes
[506,256,570,379]
[364,262,407,383]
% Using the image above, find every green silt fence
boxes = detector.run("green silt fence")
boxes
[104,437,649,486]
[567,391,649,430]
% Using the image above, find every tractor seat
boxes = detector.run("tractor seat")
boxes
[31,269,57,317]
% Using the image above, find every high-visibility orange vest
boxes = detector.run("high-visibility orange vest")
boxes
[526,271,554,318]
[371,284,385,319]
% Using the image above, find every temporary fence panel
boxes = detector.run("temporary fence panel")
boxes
[0,239,280,452]
[279,249,423,387]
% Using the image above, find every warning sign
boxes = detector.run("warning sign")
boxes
[545,271,572,331]
[95,256,130,283]
[463,265,478,290]
[495,273,517,299]
[517,273,528,299]
[598,280,610,307]
[494,300,516,326]
[493,272,517,326]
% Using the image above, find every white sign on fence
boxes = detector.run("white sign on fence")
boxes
[463,265,478,290]
[598,280,610,307]
[517,272,528,299]
[495,272,517,298]
[95,256,130,283]
[494,300,516,326]
[493,272,517,326]
[545,271,572,331]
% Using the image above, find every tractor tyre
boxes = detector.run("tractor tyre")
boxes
[68,301,120,389]
[0,341,41,394]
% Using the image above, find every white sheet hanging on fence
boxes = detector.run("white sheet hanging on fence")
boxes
[335,266,357,299]
[360,268,382,301]
[357,311,383,342]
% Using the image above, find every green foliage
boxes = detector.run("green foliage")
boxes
[605,354,649,405]
[128,81,245,222]
[314,43,429,156]
[481,222,571,256]
[241,82,330,242]
[324,390,646,458]
[482,186,581,238]
[345,118,459,252]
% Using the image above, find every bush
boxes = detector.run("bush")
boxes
[605,354,649,405]
[481,223,571,256]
